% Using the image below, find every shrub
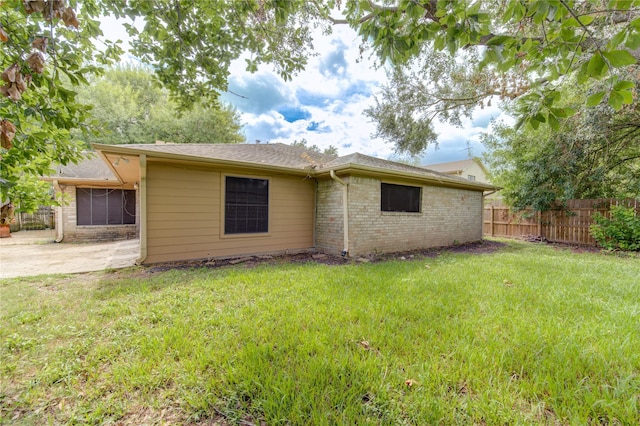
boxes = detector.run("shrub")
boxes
[590,205,640,251]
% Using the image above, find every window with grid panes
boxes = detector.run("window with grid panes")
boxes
[224,177,269,234]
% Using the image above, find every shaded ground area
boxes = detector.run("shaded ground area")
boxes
[146,240,507,273]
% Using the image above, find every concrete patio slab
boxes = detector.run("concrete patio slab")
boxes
[0,230,139,279]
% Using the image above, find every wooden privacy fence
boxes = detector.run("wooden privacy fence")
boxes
[483,199,640,246]
[15,206,55,231]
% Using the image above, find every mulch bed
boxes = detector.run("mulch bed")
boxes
[145,240,507,273]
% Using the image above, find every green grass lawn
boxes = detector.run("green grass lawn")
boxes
[1,240,639,425]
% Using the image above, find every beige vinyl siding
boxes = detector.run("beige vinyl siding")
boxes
[144,162,315,263]
[463,162,489,183]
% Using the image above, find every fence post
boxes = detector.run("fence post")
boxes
[490,205,495,237]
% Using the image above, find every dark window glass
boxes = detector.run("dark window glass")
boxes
[92,189,108,225]
[225,177,269,234]
[123,190,136,224]
[107,189,122,225]
[76,188,136,226]
[381,183,421,212]
[76,188,92,225]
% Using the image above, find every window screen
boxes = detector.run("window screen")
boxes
[381,183,421,212]
[77,188,136,225]
[225,177,269,234]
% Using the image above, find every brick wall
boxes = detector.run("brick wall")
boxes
[316,175,484,256]
[58,185,139,242]
[315,179,344,254]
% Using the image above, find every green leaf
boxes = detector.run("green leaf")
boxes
[550,107,575,118]
[608,91,623,110]
[626,33,640,50]
[587,53,607,78]
[560,28,580,42]
[602,50,637,67]
[579,15,594,25]
[530,118,540,130]
[577,62,590,84]
[613,80,635,91]
[586,91,606,107]
[560,13,593,27]
[487,35,511,46]
[447,39,457,56]
[548,113,559,130]
[245,59,258,73]
[608,30,626,49]
[610,0,634,11]
[433,36,445,51]
[618,89,633,104]
[501,1,515,24]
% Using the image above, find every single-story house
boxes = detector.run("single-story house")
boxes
[44,154,139,242]
[422,159,490,184]
[50,143,497,263]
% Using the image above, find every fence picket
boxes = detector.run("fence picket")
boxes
[483,198,640,246]
[17,207,54,230]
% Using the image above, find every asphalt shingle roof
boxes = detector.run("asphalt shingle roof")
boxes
[321,152,471,183]
[111,143,337,169]
[50,154,117,181]
[90,142,496,190]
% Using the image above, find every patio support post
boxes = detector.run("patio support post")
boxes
[52,180,64,242]
[136,154,147,264]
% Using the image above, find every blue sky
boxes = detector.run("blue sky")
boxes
[102,18,504,165]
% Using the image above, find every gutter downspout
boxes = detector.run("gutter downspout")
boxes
[330,170,349,257]
[136,154,147,265]
[52,180,63,243]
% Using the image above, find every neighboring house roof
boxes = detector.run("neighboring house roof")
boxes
[45,154,118,183]
[92,143,497,192]
[422,159,485,174]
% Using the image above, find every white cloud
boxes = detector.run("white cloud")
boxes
[220,25,390,156]
[100,15,507,164]
[225,72,295,115]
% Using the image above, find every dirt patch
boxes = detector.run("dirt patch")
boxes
[513,235,639,257]
[547,242,602,254]
[379,239,506,259]
[546,241,639,257]
[145,240,507,274]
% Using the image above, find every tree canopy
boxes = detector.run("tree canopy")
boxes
[99,1,640,134]
[1,0,122,213]
[483,75,640,211]
[289,138,339,156]
[2,0,639,211]
[73,67,244,146]
[358,0,639,155]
